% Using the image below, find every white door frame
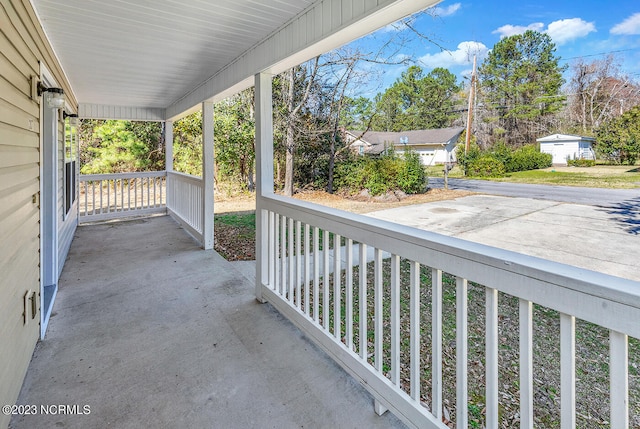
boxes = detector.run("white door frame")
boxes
[39,63,60,339]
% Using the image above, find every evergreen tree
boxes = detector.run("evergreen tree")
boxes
[372,65,461,131]
[80,120,163,174]
[478,30,565,147]
[596,105,640,165]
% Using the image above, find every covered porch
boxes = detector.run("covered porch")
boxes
[11,215,403,428]
[9,0,639,427]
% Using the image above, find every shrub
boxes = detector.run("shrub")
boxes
[334,151,427,196]
[508,145,552,172]
[363,155,398,195]
[567,158,595,167]
[456,143,481,175]
[458,143,551,176]
[397,151,427,194]
[491,141,513,169]
[333,156,368,192]
[467,155,506,177]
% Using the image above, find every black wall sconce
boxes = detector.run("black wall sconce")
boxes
[31,76,65,108]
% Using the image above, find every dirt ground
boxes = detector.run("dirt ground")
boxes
[215,188,474,215]
[213,188,474,261]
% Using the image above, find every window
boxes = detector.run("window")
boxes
[64,115,78,216]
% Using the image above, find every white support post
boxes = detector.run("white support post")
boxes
[255,71,274,303]
[165,120,173,212]
[202,101,214,250]
[165,120,173,172]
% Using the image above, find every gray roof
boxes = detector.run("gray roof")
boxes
[536,133,596,143]
[347,127,465,154]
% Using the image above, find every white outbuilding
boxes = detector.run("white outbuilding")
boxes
[537,134,596,165]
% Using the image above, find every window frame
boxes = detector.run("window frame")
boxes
[63,115,78,218]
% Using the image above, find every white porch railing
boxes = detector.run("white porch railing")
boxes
[79,171,166,223]
[166,171,204,243]
[258,194,639,429]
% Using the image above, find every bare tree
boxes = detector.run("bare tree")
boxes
[281,57,320,197]
[274,9,455,195]
[567,55,640,134]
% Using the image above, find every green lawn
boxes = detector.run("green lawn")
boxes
[427,165,640,189]
[425,164,466,178]
[215,212,256,229]
[495,165,640,188]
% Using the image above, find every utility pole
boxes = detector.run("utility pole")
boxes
[465,55,477,154]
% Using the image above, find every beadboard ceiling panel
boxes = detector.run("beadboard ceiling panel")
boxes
[32,0,315,109]
[31,0,438,119]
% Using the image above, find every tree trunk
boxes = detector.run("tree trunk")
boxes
[327,132,336,194]
[284,124,295,196]
[283,68,296,197]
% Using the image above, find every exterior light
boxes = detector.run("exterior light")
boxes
[45,88,65,109]
[63,112,79,126]
[37,82,65,109]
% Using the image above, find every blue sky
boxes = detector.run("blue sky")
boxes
[349,1,640,95]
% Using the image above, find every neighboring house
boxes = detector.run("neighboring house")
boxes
[345,127,465,165]
[537,134,596,165]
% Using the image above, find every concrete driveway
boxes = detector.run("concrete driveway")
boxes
[366,194,640,282]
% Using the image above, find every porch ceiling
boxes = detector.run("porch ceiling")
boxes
[32,0,441,120]
[32,0,314,109]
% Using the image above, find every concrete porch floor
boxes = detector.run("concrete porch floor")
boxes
[11,216,404,429]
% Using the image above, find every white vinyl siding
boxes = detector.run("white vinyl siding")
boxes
[541,142,580,164]
[0,1,42,422]
[538,135,595,165]
[0,1,77,426]
[396,142,458,166]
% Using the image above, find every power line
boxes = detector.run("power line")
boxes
[559,48,640,62]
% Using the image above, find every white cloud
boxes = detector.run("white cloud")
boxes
[545,18,596,45]
[418,41,489,69]
[611,12,640,35]
[459,68,474,79]
[492,18,595,45]
[379,3,461,33]
[493,23,544,38]
[394,53,411,63]
[430,3,462,17]
[380,22,404,33]
[378,15,417,33]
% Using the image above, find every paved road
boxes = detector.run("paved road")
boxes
[428,177,640,207]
